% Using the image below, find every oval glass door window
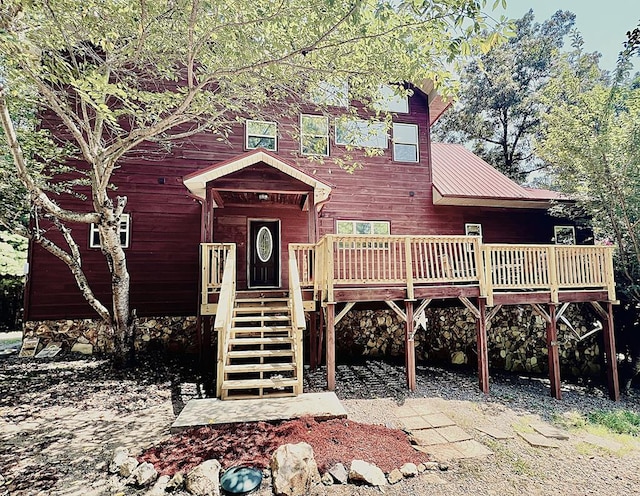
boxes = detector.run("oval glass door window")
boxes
[256,226,273,262]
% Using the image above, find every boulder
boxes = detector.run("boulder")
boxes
[328,463,348,484]
[349,460,387,487]
[109,447,130,474]
[185,460,221,496]
[166,472,184,491]
[387,468,403,484]
[270,442,320,496]
[71,342,93,355]
[400,462,418,477]
[147,475,170,496]
[119,457,140,477]
[129,462,158,487]
[321,473,334,486]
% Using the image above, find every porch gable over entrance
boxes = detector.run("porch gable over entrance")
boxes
[183,148,332,209]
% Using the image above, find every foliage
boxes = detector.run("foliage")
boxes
[587,410,640,436]
[0,0,507,365]
[0,231,26,331]
[432,9,594,182]
[0,230,27,278]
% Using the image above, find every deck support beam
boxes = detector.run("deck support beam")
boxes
[405,300,416,391]
[475,298,489,394]
[326,303,336,391]
[335,302,356,325]
[546,304,562,400]
[309,311,318,369]
[591,301,620,401]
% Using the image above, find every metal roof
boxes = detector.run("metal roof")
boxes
[431,143,568,208]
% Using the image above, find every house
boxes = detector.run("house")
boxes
[22,82,620,401]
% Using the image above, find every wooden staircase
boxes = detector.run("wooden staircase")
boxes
[219,296,303,399]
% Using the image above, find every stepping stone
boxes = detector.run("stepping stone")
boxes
[403,400,440,415]
[415,443,464,461]
[435,426,473,443]
[531,424,570,440]
[518,432,560,448]
[422,413,456,428]
[582,433,624,451]
[452,440,494,458]
[399,416,433,430]
[411,429,448,446]
[396,405,422,418]
[476,426,514,439]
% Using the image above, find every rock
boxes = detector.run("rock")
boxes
[438,463,449,471]
[71,342,93,354]
[185,460,221,496]
[109,447,130,473]
[400,463,418,477]
[349,460,387,487]
[271,442,320,496]
[166,472,184,491]
[387,468,403,484]
[129,462,158,487]
[422,462,439,471]
[328,463,348,484]
[119,457,140,477]
[77,336,90,344]
[416,463,426,473]
[147,475,170,496]
[321,472,334,486]
[0,474,4,486]
[451,351,467,365]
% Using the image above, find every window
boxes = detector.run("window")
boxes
[89,214,130,249]
[554,226,576,245]
[465,223,482,238]
[311,81,349,107]
[374,84,409,113]
[245,120,277,151]
[393,123,419,162]
[336,220,390,235]
[335,119,388,148]
[300,114,329,156]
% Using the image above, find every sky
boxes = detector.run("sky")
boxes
[489,0,639,72]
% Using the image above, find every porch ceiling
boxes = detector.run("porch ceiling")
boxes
[217,190,307,208]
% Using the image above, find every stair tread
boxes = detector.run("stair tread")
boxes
[233,315,290,322]
[231,326,291,333]
[225,363,295,372]
[234,306,289,313]
[227,349,293,357]
[229,336,293,345]
[235,298,289,303]
[222,378,299,389]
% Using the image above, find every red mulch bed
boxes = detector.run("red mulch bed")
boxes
[139,417,429,476]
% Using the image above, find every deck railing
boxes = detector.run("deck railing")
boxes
[288,256,307,394]
[288,236,615,305]
[201,242,235,315]
[213,244,236,397]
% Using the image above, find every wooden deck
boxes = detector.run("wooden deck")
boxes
[201,235,620,401]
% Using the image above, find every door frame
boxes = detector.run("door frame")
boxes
[247,218,281,289]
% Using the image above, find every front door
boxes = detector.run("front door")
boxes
[249,220,280,288]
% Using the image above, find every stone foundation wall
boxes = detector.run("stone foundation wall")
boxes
[335,305,603,377]
[23,316,198,355]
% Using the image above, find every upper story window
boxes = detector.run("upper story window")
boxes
[374,84,409,113]
[89,213,130,249]
[246,120,277,151]
[554,226,576,245]
[465,223,482,238]
[336,220,390,235]
[300,114,329,156]
[311,81,349,107]
[393,123,419,162]
[335,119,388,149]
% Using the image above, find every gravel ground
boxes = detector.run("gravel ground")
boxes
[1,351,639,495]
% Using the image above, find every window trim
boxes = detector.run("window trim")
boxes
[89,213,131,249]
[334,118,388,149]
[392,123,419,163]
[554,225,576,245]
[245,119,278,151]
[465,223,483,238]
[300,114,330,156]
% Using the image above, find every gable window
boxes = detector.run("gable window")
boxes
[374,84,409,113]
[465,223,482,238]
[335,119,388,149]
[311,81,349,107]
[300,114,329,156]
[246,120,277,151]
[554,226,576,245]
[89,213,131,249]
[393,123,419,162]
[336,220,390,235]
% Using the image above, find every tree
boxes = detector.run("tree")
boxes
[536,24,640,390]
[432,9,587,182]
[0,0,505,365]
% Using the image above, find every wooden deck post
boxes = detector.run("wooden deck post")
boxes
[405,300,416,391]
[546,304,562,400]
[317,308,324,367]
[326,303,336,391]
[603,302,620,401]
[309,311,318,369]
[476,298,489,394]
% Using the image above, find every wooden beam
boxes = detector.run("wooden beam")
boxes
[385,300,407,322]
[405,300,416,391]
[211,189,225,208]
[602,302,620,401]
[317,307,324,367]
[555,302,570,322]
[546,304,562,400]
[335,302,356,325]
[485,304,502,326]
[590,301,608,320]
[309,311,318,370]
[459,296,480,319]
[326,303,336,391]
[531,303,552,324]
[476,298,489,394]
[301,194,310,212]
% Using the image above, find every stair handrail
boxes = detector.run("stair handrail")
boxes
[288,255,306,394]
[215,244,236,397]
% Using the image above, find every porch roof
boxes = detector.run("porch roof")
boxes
[183,148,333,208]
[431,143,569,209]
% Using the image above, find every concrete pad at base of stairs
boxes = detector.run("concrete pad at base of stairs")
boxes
[476,425,514,439]
[518,432,560,448]
[170,392,347,432]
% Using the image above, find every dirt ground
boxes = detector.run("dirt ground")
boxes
[1,352,640,496]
